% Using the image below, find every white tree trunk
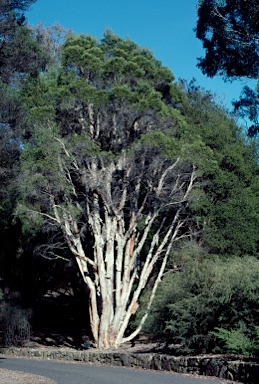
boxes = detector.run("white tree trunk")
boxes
[40,141,197,349]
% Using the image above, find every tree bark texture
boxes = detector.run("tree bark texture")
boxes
[32,138,197,349]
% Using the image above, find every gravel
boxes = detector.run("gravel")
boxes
[0,368,58,384]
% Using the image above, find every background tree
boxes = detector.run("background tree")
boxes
[31,22,72,67]
[0,83,25,295]
[0,0,48,84]
[179,80,259,255]
[0,0,52,304]
[0,0,45,226]
[196,0,259,134]
[0,0,48,231]
[196,0,259,79]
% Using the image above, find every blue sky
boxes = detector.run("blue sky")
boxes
[26,0,255,113]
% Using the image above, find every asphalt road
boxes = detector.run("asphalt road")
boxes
[0,357,233,384]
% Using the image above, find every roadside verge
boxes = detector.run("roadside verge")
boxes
[0,347,258,383]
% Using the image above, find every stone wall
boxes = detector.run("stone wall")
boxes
[1,347,259,384]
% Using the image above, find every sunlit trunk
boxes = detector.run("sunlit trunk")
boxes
[49,142,196,349]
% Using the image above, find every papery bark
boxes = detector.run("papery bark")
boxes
[43,140,197,348]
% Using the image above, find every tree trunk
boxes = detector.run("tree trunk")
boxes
[43,141,197,349]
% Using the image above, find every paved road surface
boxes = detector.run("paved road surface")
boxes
[0,357,233,384]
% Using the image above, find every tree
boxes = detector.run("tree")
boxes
[0,0,49,215]
[0,0,51,305]
[196,1,259,134]
[0,0,36,36]
[0,0,48,206]
[23,30,185,144]
[137,83,259,354]
[178,80,259,255]
[31,22,72,67]
[196,0,259,79]
[0,82,24,258]
[0,0,49,84]
[18,32,209,349]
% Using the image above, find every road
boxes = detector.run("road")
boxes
[0,356,234,384]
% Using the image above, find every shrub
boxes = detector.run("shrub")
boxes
[139,248,259,355]
[210,328,253,355]
[210,327,259,356]
[0,302,31,346]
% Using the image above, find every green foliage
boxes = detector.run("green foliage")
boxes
[22,69,61,121]
[22,30,184,152]
[138,131,180,159]
[0,1,49,84]
[196,1,259,135]
[14,27,259,348]
[196,0,259,79]
[210,327,254,356]
[15,204,45,235]
[0,81,26,276]
[142,250,259,354]
[0,0,51,279]
[178,81,259,255]
[17,124,91,234]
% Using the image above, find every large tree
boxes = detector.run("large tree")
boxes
[18,32,211,348]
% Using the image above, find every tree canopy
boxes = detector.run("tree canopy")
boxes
[196,0,259,79]
[18,32,204,348]
[1,2,259,352]
[196,0,259,135]
[179,80,259,255]
[0,0,48,83]
[16,30,259,349]
[0,0,50,304]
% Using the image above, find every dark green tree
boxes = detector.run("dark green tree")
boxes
[0,0,51,303]
[0,0,49,83]
[179,80,259,255]
[196,0,259,135]
[0,0,48,223]
[196,0,259,79]
[0,0,48,226]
